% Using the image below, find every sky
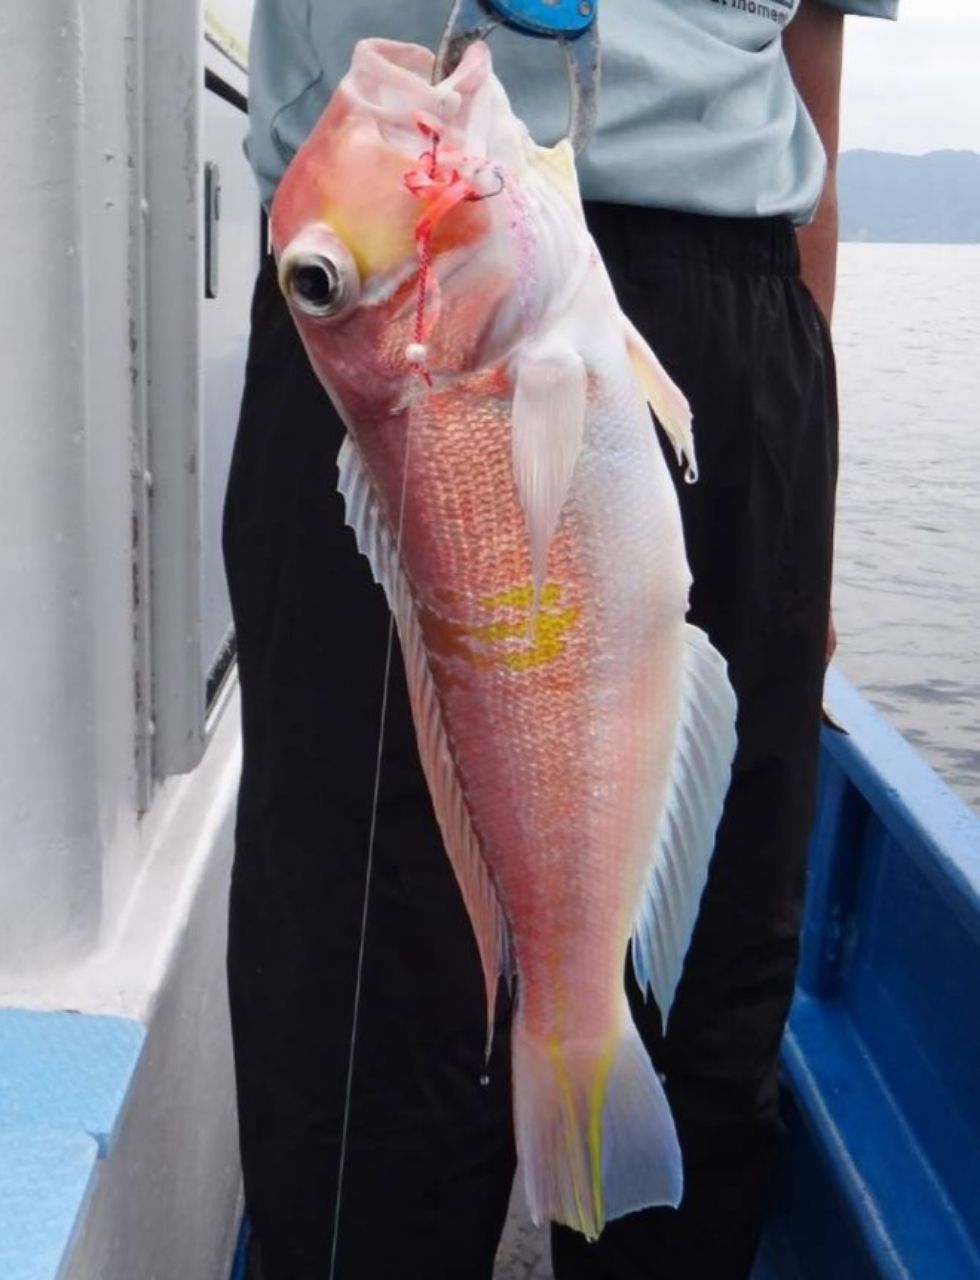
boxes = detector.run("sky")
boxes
[841,0,980,154]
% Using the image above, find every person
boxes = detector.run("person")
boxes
[223,2,897,1278]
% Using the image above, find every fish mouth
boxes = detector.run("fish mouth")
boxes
[344,38,493,137]
[353,39,438,83]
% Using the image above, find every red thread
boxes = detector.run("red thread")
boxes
[402,114,482,387]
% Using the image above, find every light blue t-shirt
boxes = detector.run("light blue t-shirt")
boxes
[245,0,896,224]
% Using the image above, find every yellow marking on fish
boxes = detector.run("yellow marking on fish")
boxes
[543,1032,616,1238]
[587,1040,617,1232]
[475,582,579,673]
[422,580,579,675]
[548,1036,591,1236]
[482,583,563,611]
[530,138,584,218]
[319,202,412,280]
[541,970,614,1240]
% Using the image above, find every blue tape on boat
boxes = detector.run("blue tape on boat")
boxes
[0,1127,99,1280]
[0,1009,145,1156]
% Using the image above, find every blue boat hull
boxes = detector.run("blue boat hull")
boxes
[754,670,980,1279]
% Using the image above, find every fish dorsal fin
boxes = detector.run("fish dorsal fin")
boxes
[631,623,737,1024]
[511,344,588,608]
[336,436,514,1052]
[623,316,697,483]
[530,138,585,219]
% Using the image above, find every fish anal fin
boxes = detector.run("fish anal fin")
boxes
[631,624,737,1025]
[336,436,514,1055]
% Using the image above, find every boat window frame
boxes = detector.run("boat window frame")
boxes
[139,1,257,799]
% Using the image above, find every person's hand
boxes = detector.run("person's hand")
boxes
[826,609,838,667]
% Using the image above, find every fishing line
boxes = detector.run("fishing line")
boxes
[328,420,415,1280]
[329,111,498,1278]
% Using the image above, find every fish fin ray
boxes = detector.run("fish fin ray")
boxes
[529,138,585,219]
[631,624,737,1024]
[514,1011,681,1239]
[337,436,514,1053]
[511,345,587,606]
[623,316,697,481]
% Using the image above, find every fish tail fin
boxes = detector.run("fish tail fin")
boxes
[513,1008,682,1239]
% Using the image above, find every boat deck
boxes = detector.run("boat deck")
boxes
[494,1192,553,1280]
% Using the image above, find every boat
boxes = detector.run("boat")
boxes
[1,5,978,1278]
[1,5,253,1277]
[751,671,980,1280]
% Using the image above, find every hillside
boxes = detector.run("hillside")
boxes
[838,150,980,244]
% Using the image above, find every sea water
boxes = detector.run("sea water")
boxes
[833,243,980,814]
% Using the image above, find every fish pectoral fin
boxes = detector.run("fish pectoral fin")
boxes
[511,344,588,607]
[631,624,738,1026]
[623,316,697,482]
[336,436,514,1054]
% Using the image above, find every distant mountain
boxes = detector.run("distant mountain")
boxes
[838,150,980,244]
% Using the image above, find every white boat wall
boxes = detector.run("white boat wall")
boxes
[0,3,259,1277]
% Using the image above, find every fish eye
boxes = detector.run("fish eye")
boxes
[285,255,347,317]
[291,259,340,312]
[280,242,360,320]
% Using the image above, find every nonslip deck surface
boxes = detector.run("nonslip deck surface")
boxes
[494,1189,553,1280]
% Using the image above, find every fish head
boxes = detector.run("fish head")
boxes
[268,37,591,422]
[270,39,578,420]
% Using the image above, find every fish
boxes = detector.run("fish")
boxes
[270,37,737,1239]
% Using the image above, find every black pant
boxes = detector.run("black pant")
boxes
[223,243,515,1280]
[224,204,837,1280]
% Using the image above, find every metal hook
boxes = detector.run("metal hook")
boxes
[435,0,601,155]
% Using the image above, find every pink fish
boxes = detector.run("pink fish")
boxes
[270,38,737,1238]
